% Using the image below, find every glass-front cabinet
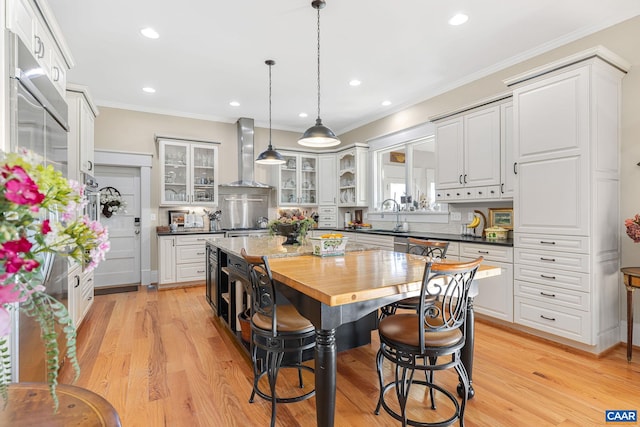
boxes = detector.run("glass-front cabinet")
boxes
[159,138,219,207]
[277,152,317,206]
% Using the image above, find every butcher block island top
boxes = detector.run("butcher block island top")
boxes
[206,235,375,258]
[207,236,500,307]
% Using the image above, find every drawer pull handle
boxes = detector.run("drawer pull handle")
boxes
[540,315,556,322]
[540,274,556,280]
[540,292,556,297]
[540,241,556,245]
[478,250,489,254]
[197,270,205,274]
[540,257,556,262]
[197,238,206,241]
[197,252,205,255]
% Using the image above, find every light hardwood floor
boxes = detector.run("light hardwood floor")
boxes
[60,285,640,427]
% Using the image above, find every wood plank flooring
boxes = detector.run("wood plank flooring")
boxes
[60,285,640,427]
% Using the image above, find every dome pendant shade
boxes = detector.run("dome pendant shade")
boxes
[298,0,340,148]
[256,59,286,165]
[255,144,285,164]
[298,117,340,147]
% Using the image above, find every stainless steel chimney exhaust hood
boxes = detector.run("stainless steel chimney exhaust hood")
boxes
[221,117,271,188]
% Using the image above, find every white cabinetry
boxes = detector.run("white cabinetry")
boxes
[460,243,514,322]
[317,154,337,205]
[316,206,338,228]
[500,102,515,198]
[67,85,98,178]
[6,0,70,97]
[77,270,94,326]
[158,138,219,207]
[434,100,508,202]
[337,146,368,207]
[276,152,318,206]
[506,48,628,350]
[158,234,215,287]
[354,233,394,250]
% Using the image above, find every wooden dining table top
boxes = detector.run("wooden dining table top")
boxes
[267,250,501,307]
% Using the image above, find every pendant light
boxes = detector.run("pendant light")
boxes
[298,0,340,148]
[256,59,286,165]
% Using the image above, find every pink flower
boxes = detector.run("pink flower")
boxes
[0,237,38,273]
[0,307,10,336]
[0,283,29,304]
[42,219,51,234]
[3,165,45,206]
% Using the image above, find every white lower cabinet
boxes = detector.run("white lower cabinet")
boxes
[353,233,394,250]
[158,234,219,287]
[76,270,94,327]
[460,243,513,323]
[316,206,338,228]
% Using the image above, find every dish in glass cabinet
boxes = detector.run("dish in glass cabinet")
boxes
[165,188,177,201]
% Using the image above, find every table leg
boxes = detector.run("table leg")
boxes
[627,288,634,362]
[315,328,337,427]
[458,297,475,399]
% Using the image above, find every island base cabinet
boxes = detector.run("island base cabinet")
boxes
[466,259,513,322]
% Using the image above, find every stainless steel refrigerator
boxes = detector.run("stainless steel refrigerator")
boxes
[6,30,70,382]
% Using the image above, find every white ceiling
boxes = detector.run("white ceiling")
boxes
[48,0,640,135]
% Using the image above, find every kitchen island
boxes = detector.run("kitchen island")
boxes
[205,235,379,354]
[207,235,501,427]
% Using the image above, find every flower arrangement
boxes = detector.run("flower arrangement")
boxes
[268,209,316,245]
[0,149,110,408]
[100,186,127,218]
[625,214,640,243]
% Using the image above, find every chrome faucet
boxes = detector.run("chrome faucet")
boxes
[381,199,402,232]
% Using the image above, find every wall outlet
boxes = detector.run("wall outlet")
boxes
[468,212,475,221]
[450,212,461,221]
[150,213,157,221]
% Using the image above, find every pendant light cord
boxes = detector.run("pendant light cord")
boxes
[316,5,321,121]
[269,61,273,147]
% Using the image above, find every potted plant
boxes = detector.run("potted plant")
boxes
[0,149,110,409]
[268,209,316,245]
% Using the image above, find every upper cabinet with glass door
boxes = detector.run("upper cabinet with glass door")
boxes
[277,152,318,206]
[159,138,219,207]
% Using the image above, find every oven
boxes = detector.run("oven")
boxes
[83,174,99,222]
[224,228,271,238]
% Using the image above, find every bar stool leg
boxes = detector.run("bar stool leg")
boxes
[628,287,634,362]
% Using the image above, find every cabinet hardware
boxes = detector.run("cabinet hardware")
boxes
[500,184,504,193]
[463,174,467,184]
[459,175,463,184]
[540,257,555,262]
[88,296,93,301]
[540,241,556,245]
[197,252,205,256]
[88,160,93,171]
[52,66,60,82]
[196,238,205,241]
[478,250,489,254]
[74,276,81,288]
[540,292,556,297]
[540,315,556,321]
[540,274,556,280]
[197,270,205,274]
[513,162,518,174]
[478,191,483,195]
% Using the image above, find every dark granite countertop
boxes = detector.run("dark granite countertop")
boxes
[157,229,227,236]
[316,228,513,247]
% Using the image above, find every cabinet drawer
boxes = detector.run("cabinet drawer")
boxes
[176,235,209,245]
[514,248,589,273]
[514,280,590,311]
[318,214,337,222]
[318,206,337,214]
[177,262,206,282]
[226,255,248,278]
[318,220,337,228]
[514,296,591,344]
[514,264,589,292]
[487,185,501,199]
[176,245,207,264]
[460,243,513,263]
[355,234,394,250]
[514,233,589,254]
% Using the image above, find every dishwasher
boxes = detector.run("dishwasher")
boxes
[393,236,409,253]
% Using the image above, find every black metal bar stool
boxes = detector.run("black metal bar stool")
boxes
[375,257,483,427]
[241,248,316,427]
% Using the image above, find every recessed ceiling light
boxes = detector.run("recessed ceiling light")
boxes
[448,13,468,26]
[140,27,159,39]
[298,112,308,118]
[349,79,361,87]
[381,100,391,106]
[142,87,156,93]
[229,101,240,107]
